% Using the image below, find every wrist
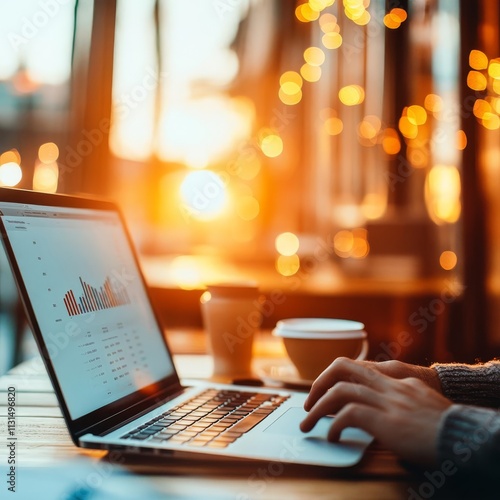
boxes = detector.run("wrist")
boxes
[419,366,443,393]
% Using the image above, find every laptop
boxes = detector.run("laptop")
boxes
[0,187,372,467]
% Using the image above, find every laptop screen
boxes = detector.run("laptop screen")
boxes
[0,201,175,420]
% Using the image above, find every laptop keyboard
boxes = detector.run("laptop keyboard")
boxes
[121,389,289,449]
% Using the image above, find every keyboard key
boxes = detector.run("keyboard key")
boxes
[207,441,229,448]
[123,389,287,449]
[229,412,273,434]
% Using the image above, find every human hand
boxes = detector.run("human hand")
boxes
[300,357,452,465]
[304,359,442,411]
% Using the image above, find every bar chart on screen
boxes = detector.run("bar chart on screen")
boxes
[63,276,131,316]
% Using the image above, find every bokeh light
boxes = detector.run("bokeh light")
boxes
[381,128,401,155]
[482,112,500,130]
[33,162,59,193]
[425,164,461,224]
[358,115,381,141]
[275,232,300,256]
[236,196,260,221]
[180,170,227,220]
[456,130,467,150]
[440,251,458,271]
[407,105,427,126]
[467,70,487,91]
[488,58,500,80]
[469,50,488,70]
[0,162,22,187]
[276,254,300,276]
[322,32,343,49]
[38,142,60,164]
[338,85,365,106]
[324,117,344,136]
[260,133,284,157]
[319,13,339,33]
[304,47,325,66]
[424,94,444,114]
[300,63,322,82]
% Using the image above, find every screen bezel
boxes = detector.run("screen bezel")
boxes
[0,187,182,442]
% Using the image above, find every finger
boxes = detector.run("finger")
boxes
[300,381,382,432]
[326,403,382,442]
[304,358,391,411]
[304,358,368,411]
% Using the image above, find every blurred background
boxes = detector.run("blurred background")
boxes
[1,0,500,374]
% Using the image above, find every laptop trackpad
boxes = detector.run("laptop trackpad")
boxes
[264,407,371,446]
[264,407,333,439]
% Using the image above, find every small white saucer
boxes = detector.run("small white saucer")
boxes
[256,362,313,390]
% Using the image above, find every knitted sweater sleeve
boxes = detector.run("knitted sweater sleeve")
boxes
[437,405,500,481]
[431,360,500,408]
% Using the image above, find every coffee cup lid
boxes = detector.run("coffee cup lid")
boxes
[273,318,366,339]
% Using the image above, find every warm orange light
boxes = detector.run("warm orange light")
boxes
[358,115,381,140]
[467,70,487,91]
[361,193,387,220]
[407,145,429,168]
[309,0,334,11]
[237,196,260,221]
[279,72,302,105]
[38,142,59,164]
[384,14,401,29]
[440,251,457,271]
[344,1,368,23]
[322,32,343,50]
[33,161,58,193]
[407,105,427,126]
[275,232,300,256]
[155,96,253,168]
[300,63,322,82]
[489,97,500,114]
[237,157,261,181]
[276,254,300,276]
[304,47,325,66]
[0,150,21,165]
[0,162,22,187]
[180,170,227,220]
[425,164,461,224]
[281,81,302,96]
[469,50,488,70]
[352,233,370,259]
[279,87,302,105]
[456,130,467,150]
[381,128,401,155]
[473,99,492,119]
[296,3,320,22]
[338,85,365,106]
[319,13,339,33]
[488,58,500,80]
[424,94,443,114]
[390,8,407,22]
[493,79,500,95]
[170,256,204,290]
[334,230,354,257]
[398,116,418,139]
[324,117,344,136]
[482,112,500,130]
[260,133,283,157]
[352,10,370,26]
[295,4,309,23]
[280,71,303,88]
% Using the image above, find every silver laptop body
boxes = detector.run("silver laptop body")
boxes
[0,187,372,467]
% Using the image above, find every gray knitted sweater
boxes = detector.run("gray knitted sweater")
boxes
[432,361,500,480]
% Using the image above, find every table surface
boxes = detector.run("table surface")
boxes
[0,350,441,499]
